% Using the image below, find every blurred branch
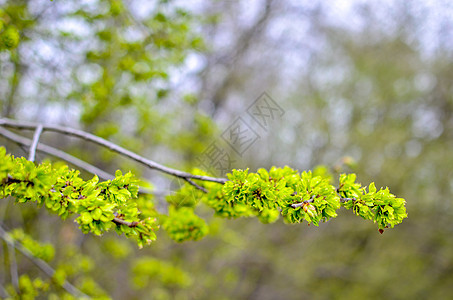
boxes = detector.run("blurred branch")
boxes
[0,224,89,298]
[28,124,43,162]
[0,118,227,186]
[6,242,19,293]
[233,0,274,58]
[201,0,275,113]
[4,56,21,118]
[0,283,10,298]
[183,178,208,193]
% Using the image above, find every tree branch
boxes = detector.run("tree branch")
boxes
[0,118,227,184]
[0,127,114,181]
[290,196,357,208]
[0,224,89,298]
[3,55,21,118]
[291,195,315,208]
[0,283,10,298]
[0,128,165,198]
[340,197,356,203]
[183,178,208,193]
[28,124,43,162]
[112,217,139,227]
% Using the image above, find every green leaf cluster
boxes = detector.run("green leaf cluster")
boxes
[164,166,407,239]
[2,225,111,299]
[131,257,192,289]
[338,174,408,231]
[0,25,19,50]
[5,275,50,300]
[161,206,209,243]
[0,147,158,247]
[222,167,340,226]
[10,229,55,262]
[280,170,340,226]
[1,146,407,250]
[203,183,254,219]
[75,0,205,128]
[0,9,20,50]
[220,167,406,231]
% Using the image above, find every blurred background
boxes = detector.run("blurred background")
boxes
[1,0,453,299]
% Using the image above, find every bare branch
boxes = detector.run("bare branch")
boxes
[0,128,165,199]
[0,118,227,184]
[28,124,43,162]
[0,224,89,298]
[0,127,114,181]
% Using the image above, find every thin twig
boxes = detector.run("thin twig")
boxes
[112,212,140,227]
[183,178,208,193]
[0,224,90,298]
[291,195,315,208]
[340,197,356,203]
[0,283,10,298]
[291,196,357,208]
[0,127,114,181]
[28,124,43,162]
[112,217,139,227]
[0,118,227,184]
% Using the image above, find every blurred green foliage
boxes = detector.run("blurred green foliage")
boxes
[9,229,55,262]
[0,0,452,299]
